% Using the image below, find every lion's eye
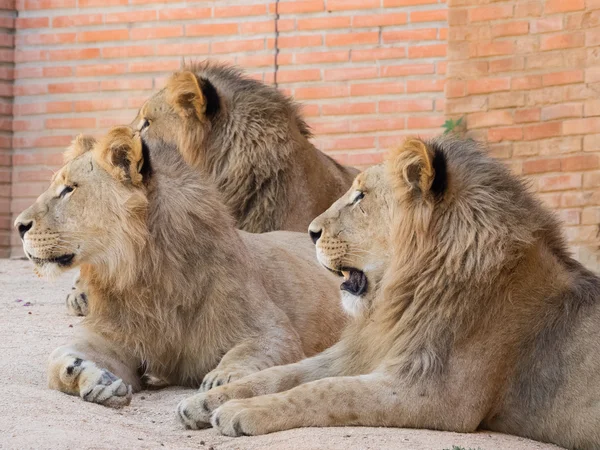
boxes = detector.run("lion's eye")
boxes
[140,119,150,131]
[59,185,75,198]
[353,192,365,204]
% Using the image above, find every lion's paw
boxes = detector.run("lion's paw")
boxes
[199,368,253,392]
[62,357,132,408]
[176,390,231,430]
[65,279,88,316]
[211,400,271,437]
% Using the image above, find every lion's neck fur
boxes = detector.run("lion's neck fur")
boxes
[83,151,253,379]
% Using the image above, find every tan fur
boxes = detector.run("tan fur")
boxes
[178,136,600,450]
[14,126,346,409]
[133,61,359,233]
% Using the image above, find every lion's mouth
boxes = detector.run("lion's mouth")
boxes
[28,252,75,267]
[324,265,368,296]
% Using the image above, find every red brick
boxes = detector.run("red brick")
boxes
[473,42,515,57]
[328,0,379,10]
[469,111,513,129]
[467,77,510,95]
[322,102,377,116]
[52,14,102,27]
[74,99,127,112]
[274,0,323,14]
[326,32,378,47]
[13,135,72,150]
[13,119,44,132]
[384,0,437,5]
[379,99,433,113]
[100,78,153,91]
[16,32,75,46]
[131,26,183,40]
[382,28,437,43]
[75,63,127,77]
[541,103,583,121]
[488,127,523,142]
[563,118,600,135]
[515,108,541,124]
[347,151,386,166]
[47,81,99,94]
[350,82,404,96]
[531,17,563,34]
[276,34,322,48]
[408,44,447,58]
[469,5,513,22]
[406,79,445,93]
[523,123,562,140]
[491,22,529,38]
[540,33,584,51]
[562,155,600,172]
[212,39,264,54]
[317,136,375,151]
[297,17,350,30]
[16,17,48,28]
[129,60,181,73]
[410,9,447,23]
[407,116,444,129]
[105,10,157,24]
[523,158,561,174]
[45,117,96,129]
[542,70,584,86]
[185,23,237,37]
[103,45,154,59]
[13,84,44,96]
[276,69,321,83]
[490,57,524,73]
[446,80,466,98]
[352,13,407,27]
[538,174,582,192]
[158,8,211,20]
[515,1,543,18]
[545,0,584,14]
[15,50,46,63]
[214,4,266,17]
[586,29,600,47]
[156,43,210,57]
[295,85,350,100]
[295,51,349,64]
[350,117,406,133]
[512,75,542,90]
[324,67,378,82]
[381,64,434,77]
[79,29,129,42]
[310,121,349,135]
[352,47,406,62]
[21,0,74,9]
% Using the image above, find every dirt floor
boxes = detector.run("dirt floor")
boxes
[0,258,563,450]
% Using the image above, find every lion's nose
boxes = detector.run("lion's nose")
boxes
[308,227,322,245]
[16,220,33,239]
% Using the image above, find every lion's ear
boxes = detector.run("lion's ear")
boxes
[165,70,219,121]
[388,138,446,196]
[96,126,146,186]
[64,134,96,163]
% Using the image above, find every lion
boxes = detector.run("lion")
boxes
[66,61,359,317]
[176,136,600,450]
[14,126,347,407]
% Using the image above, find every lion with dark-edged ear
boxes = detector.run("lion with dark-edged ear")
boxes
[177,136,600,450]
[14,126,346,408]
[134,60,359,233]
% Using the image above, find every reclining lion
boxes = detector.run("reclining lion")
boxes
[66,61,359,316]
[14,126,346,406]
[177,136,600,450]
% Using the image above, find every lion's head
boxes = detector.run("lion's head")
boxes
[15,127,150,281]
[308,164,394,317]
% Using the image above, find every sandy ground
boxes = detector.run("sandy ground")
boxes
[0,258,563,450]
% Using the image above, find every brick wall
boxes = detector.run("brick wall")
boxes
[447,0,600,270]
[0,0,12,258]
[8,0,448,256]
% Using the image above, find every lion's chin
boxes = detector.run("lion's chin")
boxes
[27,252,76,280]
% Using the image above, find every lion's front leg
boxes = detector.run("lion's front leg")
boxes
[178,343,345,429]
[65,266,90,316]
[48,335,141,408]
[211,373,396,436]
[199,330,305,393]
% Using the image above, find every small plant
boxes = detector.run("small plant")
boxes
[442,116,465,135]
